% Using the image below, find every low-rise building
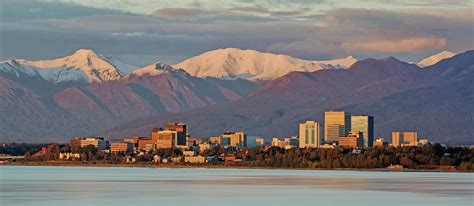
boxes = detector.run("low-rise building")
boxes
[418,139,430,145]
[153,130,178,149]
[198,143,211,153]
[137,139,154,150]
[338,132,363,148]
[70,137,108,150]
[110,142,133,153]
[373,138,388,147]
[392,132,418,147]
[209,136,220,144]
[183,151,196,156]
[125,156,136,163]
[214,132,247,148]
[225,154,236,162]
[59,152,81,160]
[184,155,206,163]
[123,136,148,148]
[153,155,161,163]
[187,137,207,146]
[320,143,337,149]
[170,157,182,163]
[272,137,299,149]
[255,137,265,146]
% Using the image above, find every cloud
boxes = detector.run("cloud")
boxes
[0,1,131,21]
[1,1,472,63]
[153,7,211,18]
[342,37,447,53]
[228,5,269,13]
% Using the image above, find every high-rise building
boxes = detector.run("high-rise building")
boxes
[165,122,187,146]
[299,121,321,148]
[351,115,374,147]
[324,111,351,143]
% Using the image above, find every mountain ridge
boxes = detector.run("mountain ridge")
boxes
[107,50,474,144]
[418,50,456,67]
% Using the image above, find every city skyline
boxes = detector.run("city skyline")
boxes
[0,1,472,206]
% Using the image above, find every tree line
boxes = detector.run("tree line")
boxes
[6,143,474,171]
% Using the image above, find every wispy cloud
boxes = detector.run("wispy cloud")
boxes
[228,5,269,13]
[342,37,447,53]
[153,8,212,18]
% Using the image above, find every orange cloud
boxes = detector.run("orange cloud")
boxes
[342,37,446,54]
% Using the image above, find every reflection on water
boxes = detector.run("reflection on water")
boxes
[0,166,473,206]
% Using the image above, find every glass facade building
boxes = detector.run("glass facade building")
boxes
[324,111,351,143]
[351,115,374,147]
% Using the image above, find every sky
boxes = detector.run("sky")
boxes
[0,0,473,65]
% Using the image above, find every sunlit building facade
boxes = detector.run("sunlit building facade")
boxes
[218,132,247,148]
[165,122,187,146]
[392,132,418,147]
[338,132,364,148]
[299,121,321,148]
[351,115,374,147]
[324,111,351,143]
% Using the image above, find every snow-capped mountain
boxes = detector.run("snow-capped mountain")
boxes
[173,48,357,80]
[418,51,456,67]
[0,49,128,83]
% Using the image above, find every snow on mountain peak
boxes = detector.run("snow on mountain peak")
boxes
[6,49,123,83]
[70,49,100,59]
[317,55,357,68]
[173,48,335,80]
[130,61,175,77]
[418,50,456,67]
[173,48,358,80]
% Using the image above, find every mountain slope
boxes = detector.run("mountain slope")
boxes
[173,48,356,80]
[111,51,474,144]
[0,59,261,141]
[418,51,456,67]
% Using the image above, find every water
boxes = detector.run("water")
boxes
[1,166,473,206]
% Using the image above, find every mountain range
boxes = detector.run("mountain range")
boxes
[0,48,472,144]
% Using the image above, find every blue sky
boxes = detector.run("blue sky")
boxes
[1,0,473,65]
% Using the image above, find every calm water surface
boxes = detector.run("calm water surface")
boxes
[0,166,473,206]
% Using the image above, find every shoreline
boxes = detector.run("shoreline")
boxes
[3,161,470,173]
